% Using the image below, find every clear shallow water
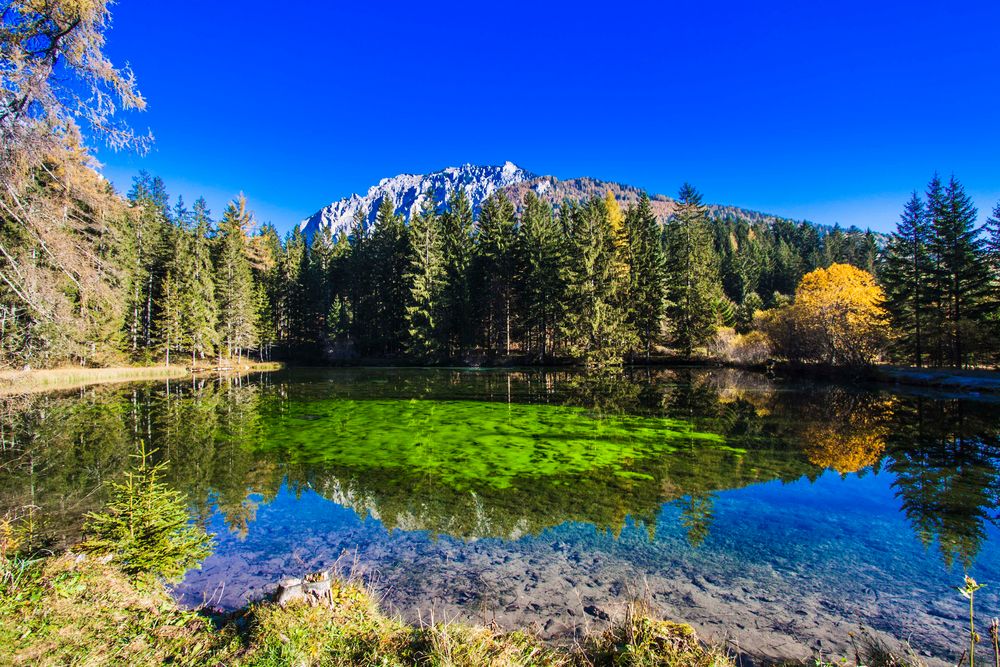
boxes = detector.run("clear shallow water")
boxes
[2,368,999,664]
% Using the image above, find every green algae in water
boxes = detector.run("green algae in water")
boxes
[259,398,731,491]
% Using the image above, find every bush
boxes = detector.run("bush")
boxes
[755,264,891,367]
[79,443,212,582]
[707,327,771,365]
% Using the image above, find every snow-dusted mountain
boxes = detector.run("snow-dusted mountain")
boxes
[300,161,536,238]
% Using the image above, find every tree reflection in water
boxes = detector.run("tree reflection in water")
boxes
[1,368,998,568]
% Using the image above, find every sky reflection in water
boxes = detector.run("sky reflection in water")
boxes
[2,368,999,663]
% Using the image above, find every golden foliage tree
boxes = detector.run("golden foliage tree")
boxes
[757,263,891,366]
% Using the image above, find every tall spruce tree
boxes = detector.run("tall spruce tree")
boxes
[518,191,567,359]
[214,195,259,362]
[174,198,218,364]
[664,184,722,356]
[404,193,446,359]
[473,192,518,353]
[625,193,667,359]
[369,197,410,355]
[985,201,1000,363]
[155,271,185,366]
[880,193,932,366]
[126,171,171,354]
[439,189,475,356]
[303,227,335,345]
[926,176,990,367]
[563,197,635,366]
[346,207,376,350]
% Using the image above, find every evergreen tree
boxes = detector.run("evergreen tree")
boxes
[439,189,475,356]
[369,197,410,355]
[880,193,932,366]
[125,171,171,354]
[303,227,335,345]
[625,193,667,359]
[347,208,375,350]
[518,191,568,359]
[563,197,635,366]
[404,194,446,359]
[926,176,990,367]
[154,271,185,366]
[986,201,1000,277]
[175,198,218,364]
[984,202,1000,365]
[473,192,518,353]
[278,227,307,345]
[214,195,259,362]
[664,184,722,356]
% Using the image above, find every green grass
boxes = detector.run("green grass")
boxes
[0,554,735,667]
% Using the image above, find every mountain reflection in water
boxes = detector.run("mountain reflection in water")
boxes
[2,368,999,664]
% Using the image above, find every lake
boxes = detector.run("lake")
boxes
[2,367,998,664]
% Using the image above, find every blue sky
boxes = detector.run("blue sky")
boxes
[97,1,1000,233]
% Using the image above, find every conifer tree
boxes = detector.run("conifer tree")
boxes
[347,207,375,350]
[369,197,410,355]
[473,192,518,353]
[278,227,307,345]
[880,193,932,366]
[664,184,722,356]
[214,195,259,362]
[405,194,446,359]
[439,189,475,356]
[174,198,218,364]
[926,176,990,367]
[126,171,171,354]
[303,227,335,344]
[986,201,1000,277]
[518,191,567,359]
[985,202,1000,363]
[625,193,666,359]
[155,271,185,366]
[563,197,635,366]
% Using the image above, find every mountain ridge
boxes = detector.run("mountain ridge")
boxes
[299,163,858,239]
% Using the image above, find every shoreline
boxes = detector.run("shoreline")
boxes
[2,552,933,667]
[3,358,998,400]
[0,361,284,395]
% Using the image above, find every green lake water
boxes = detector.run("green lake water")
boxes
[2,367,998,664]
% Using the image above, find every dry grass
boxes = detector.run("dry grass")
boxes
[0,361,285,395]
[0,365,188,395]
[0,554,737,667]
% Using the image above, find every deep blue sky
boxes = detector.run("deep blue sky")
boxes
[97,1,1000,233]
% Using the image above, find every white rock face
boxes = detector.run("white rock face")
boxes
[300,161,536,238]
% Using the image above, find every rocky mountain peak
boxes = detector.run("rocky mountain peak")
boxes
[299,162,536,238]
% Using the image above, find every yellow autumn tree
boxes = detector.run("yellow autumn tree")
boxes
[605,190,630,284]
[799,391,895,474]
[758,263,891,366]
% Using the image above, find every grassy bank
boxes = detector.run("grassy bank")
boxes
[0,362,284,395]
[0,553,734,667]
